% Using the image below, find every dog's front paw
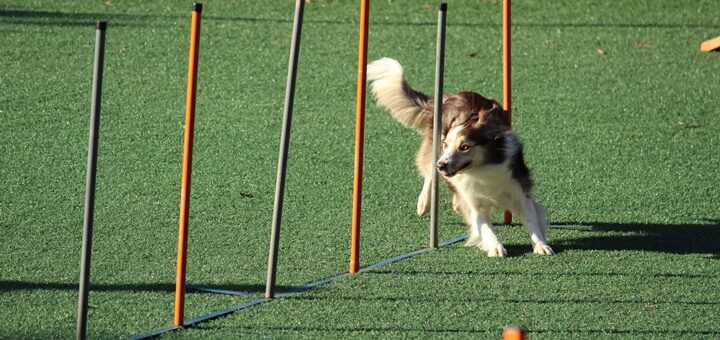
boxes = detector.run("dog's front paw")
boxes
[533,243,555,256]
[483,243,507,257]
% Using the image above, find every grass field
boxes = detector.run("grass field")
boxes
[1,0,720,338]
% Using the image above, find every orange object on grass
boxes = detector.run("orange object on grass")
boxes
[701,36,720,52]
[503,326,527,340]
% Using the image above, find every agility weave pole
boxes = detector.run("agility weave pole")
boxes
[174,2,202,327]
[502,0,513,225]
[130,235,468,339]
[129,1,520,337]
[265,0,306,299]
[76,20,107,340]
[349,0,370,273]
[430,3,447,249]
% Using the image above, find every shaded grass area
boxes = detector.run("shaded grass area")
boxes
[1,0,719,338]
[168,224,720,339]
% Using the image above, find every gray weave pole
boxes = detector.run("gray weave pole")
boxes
[430,3,447,249]
[76,20,107,340]
[266,0,305,299]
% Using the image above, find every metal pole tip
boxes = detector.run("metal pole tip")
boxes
[96,21,107,30]
[192,3,203,12]
[439,3,447,11]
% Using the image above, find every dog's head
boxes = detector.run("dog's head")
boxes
[436,93,510,177]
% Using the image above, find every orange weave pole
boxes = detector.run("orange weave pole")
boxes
[174,3,202,327]
[502,0,512,225]
[350,0,370,274]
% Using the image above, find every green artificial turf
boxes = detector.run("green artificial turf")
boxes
[1,0,719,338]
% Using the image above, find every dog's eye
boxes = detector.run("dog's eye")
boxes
[459,144,470,152]
[442,142,448,149]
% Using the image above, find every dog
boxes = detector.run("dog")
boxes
[366,58,554,257]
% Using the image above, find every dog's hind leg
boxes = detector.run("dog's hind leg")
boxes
[518,197,554,255]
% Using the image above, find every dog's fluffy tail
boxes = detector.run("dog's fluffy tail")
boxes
[367,58,431,130]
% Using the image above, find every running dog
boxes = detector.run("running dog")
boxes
[366,58,553,257]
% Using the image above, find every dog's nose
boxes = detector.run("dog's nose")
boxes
[436,160,447,173]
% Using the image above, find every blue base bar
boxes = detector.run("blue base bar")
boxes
[128,234,468,339]
[127,325,180,340]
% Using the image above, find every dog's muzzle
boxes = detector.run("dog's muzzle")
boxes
[437,158,470,177]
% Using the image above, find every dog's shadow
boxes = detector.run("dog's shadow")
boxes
[546,220,720,259]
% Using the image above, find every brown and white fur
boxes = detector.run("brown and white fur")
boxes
[367,58,553,257]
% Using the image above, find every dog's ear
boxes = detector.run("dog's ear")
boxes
[454,92,509,129]
[475,101,510,129]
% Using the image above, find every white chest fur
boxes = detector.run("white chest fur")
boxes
[448,164,515,212]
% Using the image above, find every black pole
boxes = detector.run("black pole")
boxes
[266,0,305,299]
[430,3,447,249]
[77,20,106,340]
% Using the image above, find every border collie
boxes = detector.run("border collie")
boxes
[367,58,553,257]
